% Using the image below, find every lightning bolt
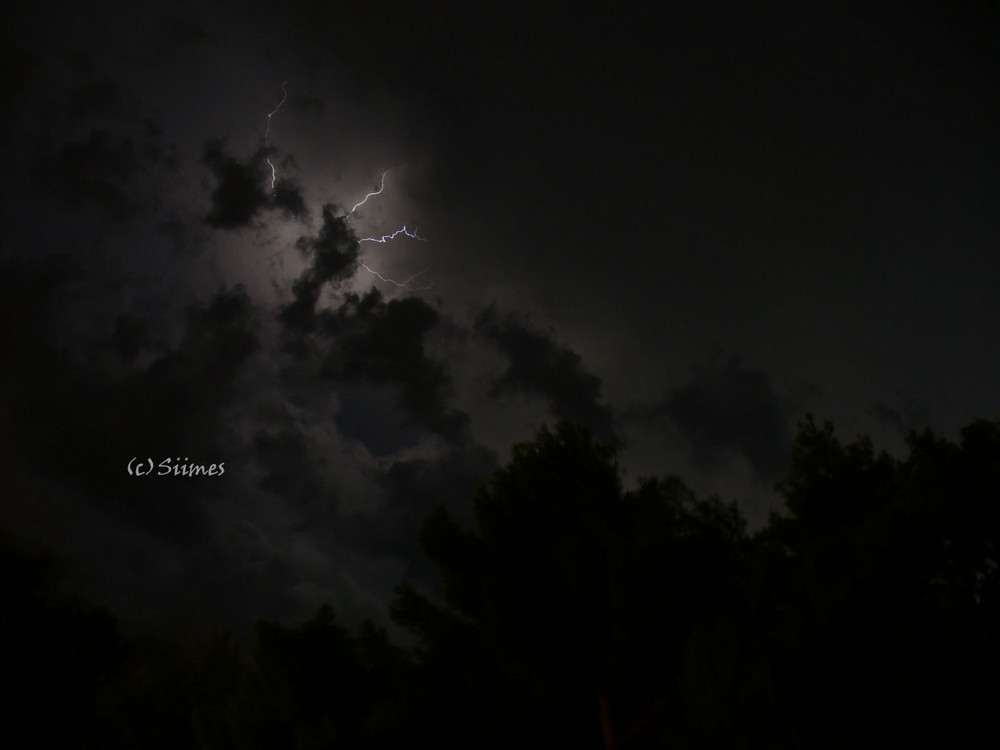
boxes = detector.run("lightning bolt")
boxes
[355,223,431,290]
[348,170,388,215]
[359,225,426,243]
[255,81,433,292]
[345,169,434,291]
[264,80,288,194]
[356,262,434,291]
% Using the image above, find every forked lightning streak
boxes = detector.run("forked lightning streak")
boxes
[348,170,434,291]
[257,82,432,291]
[359,226,425,244]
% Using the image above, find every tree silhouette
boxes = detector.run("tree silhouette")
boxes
[0,536,122,747]
[186,605,415,750]
[684,416,1000,748]
[4,415,997,748]
[390,422,747,748]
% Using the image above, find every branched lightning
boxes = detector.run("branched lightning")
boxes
[346,168,434,291]
[264,80,288,194]
[255,80,434,292]
[359,225,426,243]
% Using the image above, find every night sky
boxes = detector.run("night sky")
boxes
[3,0,998,633]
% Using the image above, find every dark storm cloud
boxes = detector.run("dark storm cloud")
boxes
[247,398,346,518]
[317,289,470,443]
[328,443,497,572]
[333,384,423,457]
[0,255,259,542]
[14,60,180,223]
[0,261,287,628]
[35,129,145,219]
[202,139,306,229]
[474,305,614,439]
[272,176,307,217]
[280,206,359,332]
[658,359,791,482]
[159,284,261,392]
[202,138,269,229]
[99,284,259,494]
[253,426,316,496]
[278,205,468,446]
[276,208,468,444]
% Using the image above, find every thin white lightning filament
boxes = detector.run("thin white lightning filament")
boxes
[257,83,433,293]
[359,225,426,244]
[264,81,288,193]
[265,80,288,139]
[356,261,433,291]
[349,170,389,215]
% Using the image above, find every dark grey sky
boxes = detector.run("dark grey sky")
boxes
[3,0,998,633]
